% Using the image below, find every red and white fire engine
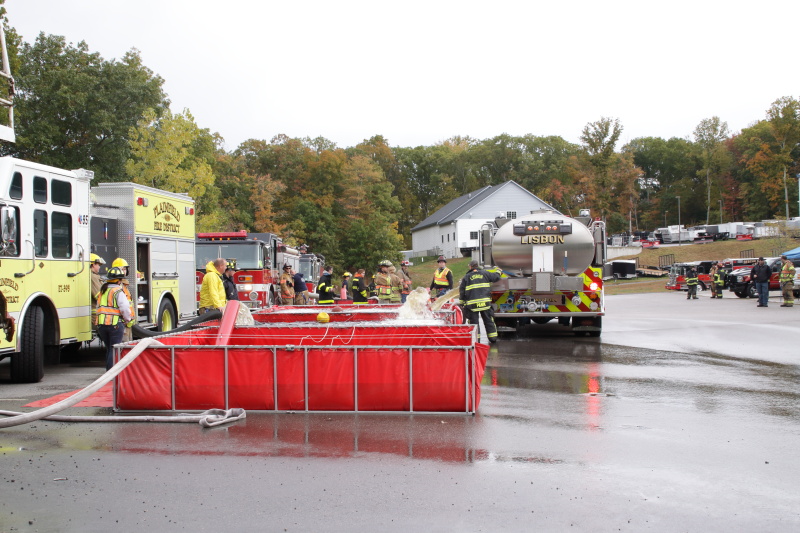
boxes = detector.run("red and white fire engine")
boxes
[195,231,300,308]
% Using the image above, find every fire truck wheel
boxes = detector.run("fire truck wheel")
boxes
[734,291,747,298]
[697,282,707,292]
[746,284,757,299]
[10,306,44,383]
[156,300,176,332]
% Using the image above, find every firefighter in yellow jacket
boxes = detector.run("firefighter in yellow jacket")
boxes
[374,260,394,303]
[199,258,228,314]
[96,266,134,370]
[779,255,796,307]
[429,256,453,298]
[90,253,105,334]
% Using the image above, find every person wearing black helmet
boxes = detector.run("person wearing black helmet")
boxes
[459,260,501,343]
[430,256,453,298]
[685,267,699,300]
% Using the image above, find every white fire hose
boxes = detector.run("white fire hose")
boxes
[0,337,246,429]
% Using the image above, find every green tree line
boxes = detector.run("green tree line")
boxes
[1,24,799,273]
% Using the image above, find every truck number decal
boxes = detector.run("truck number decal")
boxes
[58,284,71,293]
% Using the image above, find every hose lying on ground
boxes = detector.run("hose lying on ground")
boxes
[0,336,246,429]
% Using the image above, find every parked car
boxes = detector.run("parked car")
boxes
[728,257,783,298]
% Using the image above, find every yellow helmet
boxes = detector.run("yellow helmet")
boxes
[343,271,351,277]
[111,257,129,268]
[89,253,105,265]
[316,312,330,323]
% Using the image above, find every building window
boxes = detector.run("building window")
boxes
[447,234,450,242]
[470,231,478,240]
[441,235,444,243]
[506,211,516,220]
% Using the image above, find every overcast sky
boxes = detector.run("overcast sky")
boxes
[7,0,800,151]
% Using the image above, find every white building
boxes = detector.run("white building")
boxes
[410,181,555,259]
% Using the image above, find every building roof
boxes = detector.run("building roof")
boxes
[411,181,553,231]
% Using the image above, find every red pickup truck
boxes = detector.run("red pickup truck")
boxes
[727,257,799,298]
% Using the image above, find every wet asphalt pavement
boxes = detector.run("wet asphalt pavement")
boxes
[1,291,798,532]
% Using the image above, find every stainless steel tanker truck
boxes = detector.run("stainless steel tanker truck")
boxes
[478,209,606,336]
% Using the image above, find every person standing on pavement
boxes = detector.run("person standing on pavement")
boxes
[341,272,352,300]
[90,254,106,334]
[686,267,699,300]
[223,266,239,301]
[279,264,295,304]
[712,262,725,298]
[293,270,308,305]
[459,261,501,343]
[779,255,796,307]
[317,266,335,305]
[198,258,227,314]
[351,269,369,304]
[96,266,134,370]
[374,261,394,303]
[430,256,453,298]
[751,257,772,307]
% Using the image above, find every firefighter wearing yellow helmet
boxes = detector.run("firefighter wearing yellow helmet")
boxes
[111,257,134,341]
[90,254,106,333]
[96,266,134,370]
[341,271,352,300]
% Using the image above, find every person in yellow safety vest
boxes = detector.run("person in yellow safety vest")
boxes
[685,267,699,300]
[90,253,106,334]
[279,264,295,304]
[779,255,796,307]
[317,266,336,305]
[388,265,402,303]
[351,269,369,304]
[96,266,134,370]
[459,260,501,343]
[111,257,134,340]
[374,260,393,303]
[199,258,228,314]
[429,256,453,298]
[399,261,413,303]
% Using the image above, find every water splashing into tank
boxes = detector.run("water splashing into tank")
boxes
[398,287,434,320]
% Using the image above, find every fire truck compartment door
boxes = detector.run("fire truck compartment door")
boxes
[555,276,583,291]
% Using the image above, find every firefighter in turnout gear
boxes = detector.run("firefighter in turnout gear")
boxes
[388,265,402,303]
[459,261,501,343]
[399,261,413,303]
[686,267,699,300]
[430,256,453,298]
[779,255,796,307]
[96,266,134,370]
[713,262,725,298]
[317,266,336,305]
[90,253,106,334]
[374,260,393,303]
[111,257,134,341]
[351,269,369,304]
[279,264,295,303]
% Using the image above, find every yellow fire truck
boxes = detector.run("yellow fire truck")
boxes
[0,157,196,382]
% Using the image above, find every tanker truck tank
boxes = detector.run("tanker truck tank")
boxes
[490,210,595,275]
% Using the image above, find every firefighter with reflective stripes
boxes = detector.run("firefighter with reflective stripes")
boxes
[317,266,335,305]
[374,260,393,303]
[459,260,501,343]
[685,267,699,300]
[779,255,796,307]
[351,269,369,304]
[96,266,134,370]
[90,253,106,334]
[713,262,726,298]
[430,256,453,298]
